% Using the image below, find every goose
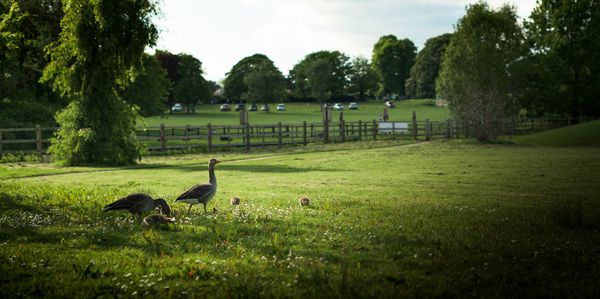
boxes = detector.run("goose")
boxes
[176,158,221,215]
[143,214,176,226]
[103,193,171,221]
[299,196,310,206]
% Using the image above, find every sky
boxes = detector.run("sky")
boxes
[151,0,538,82]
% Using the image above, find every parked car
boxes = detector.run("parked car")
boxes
[333,103,344,110]
[220,104,231,111]
[261,105,270,112]
[172,103,183,112]
[248,104,257,111]
[384,101,395,108]
[323,103,332,109]
[277,103,285,111]
[235,104,245,111]
[348,102,358,110]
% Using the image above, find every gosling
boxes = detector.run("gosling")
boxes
[231,196,241,205]
[299,196,310,206]
[143,214,175,226]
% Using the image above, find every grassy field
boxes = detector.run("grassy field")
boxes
[1,127,599,297]
[139,100,450,127]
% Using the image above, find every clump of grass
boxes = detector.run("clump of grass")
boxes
[552,200,600,230]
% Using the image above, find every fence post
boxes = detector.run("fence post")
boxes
[160,123,166,152]
[340,121,346,142]
[324,121,329,144]
[523,116,527,135]
[278,122,282,147]
[303,121,307,146]
[246,123,250,151]
[412,111,417,139]
[35,124,42,153]
[358,120,362,140]
[185,125,190,150]
[446,119,452,139]
[372,120,377,140]
[207,123,212,152]
[426,118,431,141]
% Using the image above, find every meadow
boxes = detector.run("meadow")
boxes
[1,122,599,297]
[139,100,450,127]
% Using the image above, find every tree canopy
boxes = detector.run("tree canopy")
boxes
[173,54,210,113]
[223,54,272,101]
[121,53,171,117]
[41,0,159,165]
[371,35,416,97]
[405,33,452,99]
[243,58,286,105]
[523,0,600,118]
[347,56,378,101]
[436,2,524,141]
[289,50,350,102]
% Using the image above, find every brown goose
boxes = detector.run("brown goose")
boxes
[143,214,175,226]
[176,158,221,215]
[103,193,171,221]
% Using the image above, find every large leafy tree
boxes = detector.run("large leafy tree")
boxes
[243,58,286,105]
[290,50,350,102]
[173,54,210,113]
[523,0,600,118]
[436,2,525,141]
[42,0,159,165]
[405,33,452,99]
[0,0,65,127]
[223,54,272,101]
[371,35,416,97]
[347,56,378,101]
[121,53,171,117]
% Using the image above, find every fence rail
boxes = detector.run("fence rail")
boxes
[0,117,588,156]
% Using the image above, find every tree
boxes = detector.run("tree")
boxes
[289,50,350,102]
[223,54,272,101]
[347,56,378,101]
[155,50,180,111]
[436,2,525,142]
[405,33,452,99]
[0,0,65,127]
[121,53,171,117]
[41,0,159,165]
[173,54,210,113]
[371,35,416,97]
[523,0,600,118]
[243,59,286,105]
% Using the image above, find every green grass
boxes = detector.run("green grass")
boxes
[512,119,600,147]
[1,138,599,297]
[140,100,450,127]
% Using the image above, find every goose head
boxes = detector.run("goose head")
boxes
[154,198,171,216]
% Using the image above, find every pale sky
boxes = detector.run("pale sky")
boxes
[151,0,537,82]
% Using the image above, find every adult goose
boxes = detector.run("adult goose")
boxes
[103,193,171,221]
[176,158,221,215]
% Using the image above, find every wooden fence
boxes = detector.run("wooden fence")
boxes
[0,117,587,156]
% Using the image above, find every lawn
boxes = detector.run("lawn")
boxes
[139,100,450,127]
[1,137,599,297]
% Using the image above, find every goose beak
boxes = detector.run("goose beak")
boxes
[215,160,222,164]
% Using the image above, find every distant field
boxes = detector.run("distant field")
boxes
[139,100,450,127]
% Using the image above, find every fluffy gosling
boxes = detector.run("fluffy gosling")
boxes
[142,214,175,226]
[299,196,310,206]
[231,196,241,205]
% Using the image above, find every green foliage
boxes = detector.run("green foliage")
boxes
[522,0,600,118]
[224,54,272,101]
[154,50,181,109]
[41,0,159,165]
[243,58,286,105]
[371,35,416,97]
[290,50,350,102]
[121,53,171,117]
[347,56,378,101]
[437,2,525,141]
[405,33,452,99]
[0,0,65,127]
[173,54,210,112]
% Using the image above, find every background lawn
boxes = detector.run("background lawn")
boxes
[139,100,450,127]
[1,124,599,297]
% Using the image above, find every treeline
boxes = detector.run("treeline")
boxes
[1,0,598,163]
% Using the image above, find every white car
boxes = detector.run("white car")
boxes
[172,103,183,112]
[276,103,285,111]
[333,103,344,110]
[349,102,358,110]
